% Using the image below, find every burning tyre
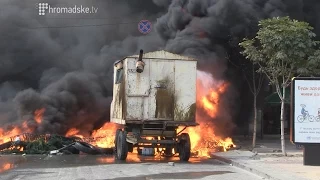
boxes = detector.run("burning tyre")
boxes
[73,142,99,155]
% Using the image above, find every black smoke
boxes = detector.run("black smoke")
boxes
[0,0,166,135]
[0,0,319,136]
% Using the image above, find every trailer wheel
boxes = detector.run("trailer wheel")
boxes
[114,129,121,153]
[116,131,128,160]
[178,133,191,161]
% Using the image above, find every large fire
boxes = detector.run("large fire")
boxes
[183,71,236,157]
[0,108,45,144]
[200,83,228,118]
[0,127,21,144]
[0,70,235,158]
[65,123,119,148]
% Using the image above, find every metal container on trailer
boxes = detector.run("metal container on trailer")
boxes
[110,50,197,124]
[111,50,197,161]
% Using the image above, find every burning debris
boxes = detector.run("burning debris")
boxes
[0,1,318,149]
[0,0,268,158]
[64,122,119,149]
[0,133,114,155]
[0,134,70,154]
[178,72,237,158]
[0,103,118,155]
[0,70,237,157]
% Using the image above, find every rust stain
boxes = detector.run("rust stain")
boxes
[186,103,196,121]
[136,72,141,91]
[174,103,196,122]
[155,78,174,119]
[189,103,196,117]
[113,69,126,119]
[120,73,126,119]
[113,85,120,119]
[155,89,174,119]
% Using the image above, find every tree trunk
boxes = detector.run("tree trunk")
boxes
[280,86,287,156]
[252,95,257,148]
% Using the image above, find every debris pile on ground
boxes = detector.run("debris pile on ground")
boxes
[0,134,114,155]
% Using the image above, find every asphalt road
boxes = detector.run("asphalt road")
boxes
[0,154,262,180]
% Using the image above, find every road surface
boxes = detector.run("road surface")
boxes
[0,154,262,180]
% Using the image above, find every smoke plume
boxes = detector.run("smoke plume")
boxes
[0,0,320,136]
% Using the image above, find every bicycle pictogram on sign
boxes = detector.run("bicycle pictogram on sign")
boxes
[138,20,152,34]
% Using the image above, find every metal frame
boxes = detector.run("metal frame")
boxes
[123,120,197,151]
[125,120,198,126]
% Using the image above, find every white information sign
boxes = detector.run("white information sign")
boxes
[294,79,320,143]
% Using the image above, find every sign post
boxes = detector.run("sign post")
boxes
[291,77,320,166]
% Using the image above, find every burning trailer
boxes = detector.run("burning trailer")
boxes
[111,50,198,161]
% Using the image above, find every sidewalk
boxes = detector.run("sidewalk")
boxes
[212,135,320,180]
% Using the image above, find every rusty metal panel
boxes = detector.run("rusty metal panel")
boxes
[149,60,175,120]
[111,51,198,125]
[125,57,150,121]
[126,57,150,96]
[126,97,144,120]
[143,97,149,120]
[110,59,127,125]
[174,60,197,122]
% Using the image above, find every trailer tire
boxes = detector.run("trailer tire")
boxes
[178,133,191,161]
[116,131,128,160]
[114,129,121,153]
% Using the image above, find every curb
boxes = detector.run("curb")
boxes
[211,154,281,180]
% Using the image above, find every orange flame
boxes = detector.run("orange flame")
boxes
[0,127,22,144]
[0,120,36,145]
[65,128,84,139]
[200,83,228,118]
[34,108,45,124]
[90,123,118,148]
[19,146,24,151]
[180,71,235,158]
[65,123,119,148]
[0,70,235,159]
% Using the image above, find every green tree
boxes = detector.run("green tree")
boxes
[239,16,320,155]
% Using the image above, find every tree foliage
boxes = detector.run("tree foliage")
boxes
[239,16,320,95]
[239,16,320,155]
